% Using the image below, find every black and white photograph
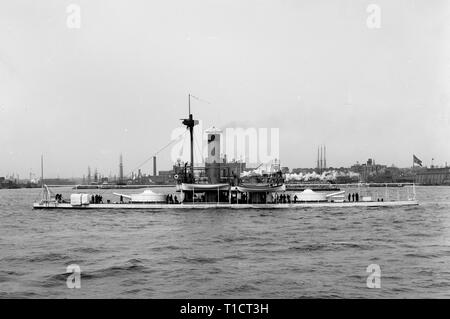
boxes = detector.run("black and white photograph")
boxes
[0,0,449,305]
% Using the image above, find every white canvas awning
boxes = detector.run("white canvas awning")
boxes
[235,184,286,193]
[181,183,230,192]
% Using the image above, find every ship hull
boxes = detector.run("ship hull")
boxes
[33,200,418,210]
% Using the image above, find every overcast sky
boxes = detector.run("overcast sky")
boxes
[0,0,449,178]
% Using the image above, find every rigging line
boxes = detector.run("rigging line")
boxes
[252,158,278,171]
[126,130,188,176]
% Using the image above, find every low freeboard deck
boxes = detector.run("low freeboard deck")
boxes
[33,200,419,210]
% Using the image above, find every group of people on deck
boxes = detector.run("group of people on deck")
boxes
[348,192,359,202]
[274,194,298,204]
[55,194,63,203]
[165,194,179,204]
[91,194,103,204]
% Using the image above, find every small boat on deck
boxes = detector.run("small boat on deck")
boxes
[236,184,286,193]
[112,190,166,203]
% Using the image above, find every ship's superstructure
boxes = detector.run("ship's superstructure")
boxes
[171,94,287,204]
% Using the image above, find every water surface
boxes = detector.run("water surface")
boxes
[0,186,449,298]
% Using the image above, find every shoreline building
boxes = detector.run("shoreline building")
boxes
[415,166,450,185]
[350,158,391,183]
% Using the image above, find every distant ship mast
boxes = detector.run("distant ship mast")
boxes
[41,154,44,190]
[40,154,48,202]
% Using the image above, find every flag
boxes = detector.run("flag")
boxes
[413,155,422,167]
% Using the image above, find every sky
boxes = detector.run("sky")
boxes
[0,0,449,178]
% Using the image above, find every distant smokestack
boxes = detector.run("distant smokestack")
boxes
[119,154,124,183]
[153,156,157,176]
[317,147,320,172]
[320,145,323,173]
[324,145,326,169]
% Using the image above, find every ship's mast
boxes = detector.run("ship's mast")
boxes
[41,155,44,187]
[182,94,197,180]
[189,94,193,175]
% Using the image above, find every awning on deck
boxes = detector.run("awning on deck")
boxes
[181,183,230,192]
[234,184,286,193]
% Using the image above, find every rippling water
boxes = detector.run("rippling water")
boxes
[1,186,449,298]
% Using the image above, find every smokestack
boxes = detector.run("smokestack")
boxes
[153,156,157,176]
[119,154,124,183]
[317,147,320,172]
[320,145,323,173]
[324,145,326,169]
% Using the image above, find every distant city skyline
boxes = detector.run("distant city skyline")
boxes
[1,1,449,177]
[2,153,445,181]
